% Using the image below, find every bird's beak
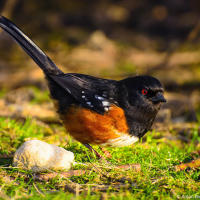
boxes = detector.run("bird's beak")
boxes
[151,92,166,103]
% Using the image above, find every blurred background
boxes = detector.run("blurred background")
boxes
[0,0,200,124]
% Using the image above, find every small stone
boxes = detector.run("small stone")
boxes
[13,140,74,172]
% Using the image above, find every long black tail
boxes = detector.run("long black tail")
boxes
[0,16,63,76]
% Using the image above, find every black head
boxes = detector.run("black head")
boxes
[118,75,166,138]
[119,75,166,112]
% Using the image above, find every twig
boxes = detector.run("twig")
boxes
[34,170,88,181]
[33,183,45,197]
[175,158,200,171]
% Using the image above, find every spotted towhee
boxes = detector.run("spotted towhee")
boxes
[0,16,166,157]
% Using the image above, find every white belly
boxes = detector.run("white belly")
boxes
[100,131,139,147]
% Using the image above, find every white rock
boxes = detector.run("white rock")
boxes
[13,140,74,172]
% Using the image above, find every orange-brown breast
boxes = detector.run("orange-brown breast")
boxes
[60,105,129,144]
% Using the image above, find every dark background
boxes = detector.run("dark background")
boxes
[0,1,199,46]
[1,1,200,45]
[0,0,200,122]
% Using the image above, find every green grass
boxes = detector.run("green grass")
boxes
[0,117,200,199]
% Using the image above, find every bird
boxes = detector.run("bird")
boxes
[0,16,166,158]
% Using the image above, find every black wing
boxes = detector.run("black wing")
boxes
[49,73,119,114]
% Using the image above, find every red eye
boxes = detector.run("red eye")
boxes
[142,89,148,95]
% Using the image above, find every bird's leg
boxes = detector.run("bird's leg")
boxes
[99,147,112,158]
[84,144,102,159]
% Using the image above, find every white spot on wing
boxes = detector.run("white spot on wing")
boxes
[86,102,92,105]
[102,101,110,106]
[65,88,71,94]
[95,95,104,100]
